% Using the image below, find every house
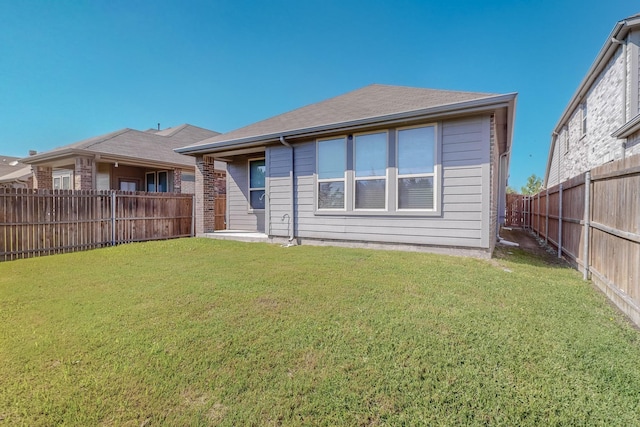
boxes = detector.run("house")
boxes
[21,124,225,193]
[545,13,640,187]
[177,84,517,257]
[0,156,32,189]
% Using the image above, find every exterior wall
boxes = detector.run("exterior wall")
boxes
[226,155,264,233]
[547,29,640,187]
[195,155,217,234]
[489,115,499,253]
[74,156,94,190]
[267,145,293,237]
[275,115,491,250]
[33,166,53,189]
[173,169,182,193]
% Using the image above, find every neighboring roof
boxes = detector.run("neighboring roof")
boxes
[544,13,640,185]
[22,124,220,168]
[0,156,31,183]
[176,84,516,155]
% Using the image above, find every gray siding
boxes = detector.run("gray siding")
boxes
[291,116,490,249]
[267,145,293,237]
[227,157,264,232]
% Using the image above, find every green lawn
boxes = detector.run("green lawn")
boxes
[1,239,639,426]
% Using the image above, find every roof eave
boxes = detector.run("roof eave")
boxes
[22,149,194,170]
[176,93,517,156]
[611,113,640,138]
[551,19,633,135]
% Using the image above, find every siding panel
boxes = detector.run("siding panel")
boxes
[290,116,490,249]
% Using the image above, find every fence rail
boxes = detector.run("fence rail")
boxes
[0,189,194,261]
[505,154,640,326]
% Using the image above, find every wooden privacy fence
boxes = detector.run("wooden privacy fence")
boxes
[0,189,194,261]
[507,154,640,326]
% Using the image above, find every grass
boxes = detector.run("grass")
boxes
[1,238,640,426]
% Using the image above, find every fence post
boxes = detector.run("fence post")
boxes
[583,172,591,280]
[558,184,563,258]
[545,189,549,244]
[111,191,116,246]
[191,194,196,237]
[536,192,540,237]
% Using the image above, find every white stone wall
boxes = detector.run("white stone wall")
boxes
[547,38,633,187]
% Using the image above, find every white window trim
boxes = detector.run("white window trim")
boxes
[353,130,388,211]
[248,157,266,212]
[316,137,347,211]
[581,102,587,138]
[396,123,438,212]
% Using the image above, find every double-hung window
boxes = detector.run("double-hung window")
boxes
[249,158,266,210]
[354,132,387,209]
[397,125,436,210]
[317,137,346,209]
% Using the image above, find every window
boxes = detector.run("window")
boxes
[354,132,386,209]
[119,180,137,191]
[397,126,435,210]
[581,102,587,137]
[563,127,569,153]
[317,137,346,209]
[249,159,266,210]
[146,171,170,192]
[53,172,73,190]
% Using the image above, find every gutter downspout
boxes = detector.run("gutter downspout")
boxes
[611,36,627,159]
[497,149,517,245]
[279,136,296,244]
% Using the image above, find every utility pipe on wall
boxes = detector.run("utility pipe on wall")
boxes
[279,136,295,243]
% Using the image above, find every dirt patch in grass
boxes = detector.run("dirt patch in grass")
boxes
[496,227,568,266]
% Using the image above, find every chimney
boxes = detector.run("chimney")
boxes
[157,123,160,131]
[29,150,37,156]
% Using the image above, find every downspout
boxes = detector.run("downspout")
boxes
[497,149,517,245]
[611,36,627,159]
[279,136,296,244]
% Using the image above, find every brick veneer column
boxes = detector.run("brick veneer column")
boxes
[74,156,94,190]
[32,166,53,189]
[173,169,182,193]
[195,155,217,234]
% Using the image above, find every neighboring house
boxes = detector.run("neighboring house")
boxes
[0,156,32,189]
[21,124,225,193]
[545,13,640,187]
[177,84,517,257]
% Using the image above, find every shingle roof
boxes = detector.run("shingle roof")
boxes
[0,156,31,182]
[23,124,220,167]
[178,84,499,153]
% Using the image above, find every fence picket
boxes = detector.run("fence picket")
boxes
[0,189,194,261]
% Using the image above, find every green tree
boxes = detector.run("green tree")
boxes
[506,186,517,194]
[520,174,543,195]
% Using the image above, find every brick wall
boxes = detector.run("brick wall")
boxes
[547,36,635,187]
[195,155,218,234]
[173,169,182,193]
[32,166,53,189]
[74,157,94,190]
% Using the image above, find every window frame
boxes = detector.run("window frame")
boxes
[353,130,388,211]
[316,136,347,211]
[248,157,266,212]
[395,124,438,212]
[145,170,171,192]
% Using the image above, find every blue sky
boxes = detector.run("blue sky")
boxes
[0,0,637,189]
